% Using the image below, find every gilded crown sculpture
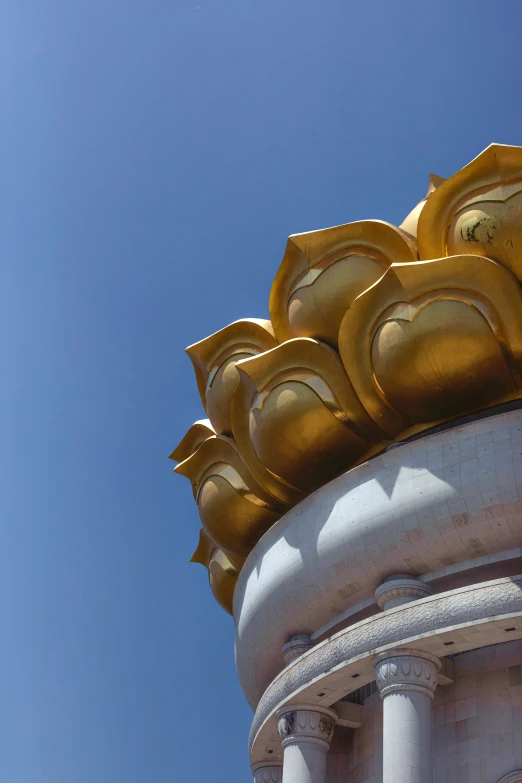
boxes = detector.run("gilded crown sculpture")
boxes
[172,143,522,613]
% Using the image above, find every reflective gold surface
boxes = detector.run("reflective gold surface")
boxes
[338,255,522,436]
[186,319,277,435]
[418,144,522,281]
[172,143,522,611]
[400,173,445,238]
[168,418,215,463]
[232,338,383,497]
[174,432,283,557]
[269,220,417,346]
[190,530,243,615]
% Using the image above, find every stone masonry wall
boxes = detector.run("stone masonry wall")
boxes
[432,640,522,783]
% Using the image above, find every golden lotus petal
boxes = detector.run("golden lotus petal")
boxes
[400,173,445,238]
[231,338,384,499]
[190,528,215,567]
[339,255,522,437]
[186,319,277,435]
[169,419,215,463]
[418,144,522,282]
[269,220,417,347]
[175,434,283,557]
[190,530,244,615]
[208,549,239,615]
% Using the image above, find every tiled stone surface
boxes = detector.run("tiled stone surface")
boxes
[325,726,356,783]
[343,691,383,783]
[236,410,522,707]
[422,548,522,584]
[431,641,522,783]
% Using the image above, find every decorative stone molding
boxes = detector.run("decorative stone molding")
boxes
[373,648,441,699]
[497,772,522,783]
[277,705,337,751]
[282,634,314,665]
[248,575,522,755]
[374,575,434,611]
[252,762,283,783]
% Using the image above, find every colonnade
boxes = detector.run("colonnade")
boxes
[252,578,441,783]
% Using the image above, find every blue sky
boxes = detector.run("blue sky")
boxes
[2,1,522,781]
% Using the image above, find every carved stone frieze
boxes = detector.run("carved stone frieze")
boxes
[374,575,434,611]
[277,705,337,751]
[251,763,283,783]
[373,648,441,699]
[282,634,314,665]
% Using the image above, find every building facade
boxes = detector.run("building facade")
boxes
[172,144,522,783]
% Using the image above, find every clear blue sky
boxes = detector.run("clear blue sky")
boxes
[2,1,522,781]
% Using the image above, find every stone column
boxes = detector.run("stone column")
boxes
[374,575,433,611]
[252,762,283,782]
[277,705,337,783]
[281,634,314,665]
[374,649,441,783]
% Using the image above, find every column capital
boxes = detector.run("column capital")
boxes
[251,762,283,783]
[373,648,441,699]
[277,704,337,751]
[281,634,313,665]
[374,575,433,611]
